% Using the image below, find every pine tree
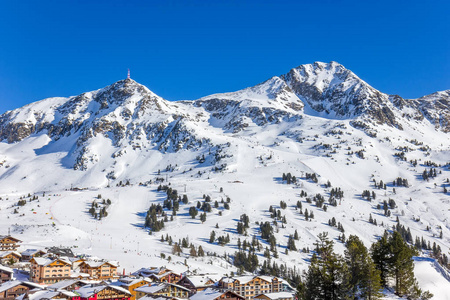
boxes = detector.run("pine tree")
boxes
[209,231,216,243]
[345,235,382,300]
[389,231,417,296]
[189,245,197,257]
[197,245,205,256]
[189,206,198,219]
[371,234,391,287]
[306,233,350,300]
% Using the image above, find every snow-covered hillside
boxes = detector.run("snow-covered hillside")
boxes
[0,62,449,298]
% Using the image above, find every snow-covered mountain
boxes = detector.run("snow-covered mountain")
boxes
[0,62,449,298]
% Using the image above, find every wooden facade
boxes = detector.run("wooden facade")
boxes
[116,278,151,300]
[218,276,282,300]
[74,285,131,300]
[0,267,13,284]
[0,236,21,251]
[189,288,245,300]
[0,252,21,264]
[135,283,189,299]
[29,258,72,284]
[176,276,215,295]
[0,282,42,300]
[79,262,117,280]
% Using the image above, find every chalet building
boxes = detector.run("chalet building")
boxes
[0,252,22,264]
[0,266,14,284]
[20,250,46,262]
[46,279,90,291]
[19,289,77,300]
[73,284,131,300]
[29,257,72,284]
[113,277,152,300]
[189,288,245,300]
[46,247,74,258]
[78,261,118,280]
[134,283,189,299]
[0,236,21,251]
[176,275,216,295]
[148,271,180,284]
[217,276,283,300]
[254,292,295,300]
[0,280,42,300]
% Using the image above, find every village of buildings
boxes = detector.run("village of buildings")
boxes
[0,235,295,300]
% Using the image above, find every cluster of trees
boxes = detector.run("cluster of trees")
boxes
[171,242,205,257]
[330,187,344,199]
[209,230,230,246]
[328,217,345,232]
[145,203,164,232]
[297,232,432,300]
[394,177,409,187]
[269,205,287,223]
[234,249,259,273]
[373,179,387,189]
[422,168,437,181]
[305,172,318,183]
[237,214,250,235]
[88,198,110,220]
[361,190,376,201]
[282,172,297,184]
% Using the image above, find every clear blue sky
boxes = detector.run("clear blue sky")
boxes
[0,0,449,113]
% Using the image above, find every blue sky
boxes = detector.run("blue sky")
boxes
[0,0,449,113]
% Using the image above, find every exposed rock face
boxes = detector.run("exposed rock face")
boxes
[0,63,448,170]
[281,61,403,129]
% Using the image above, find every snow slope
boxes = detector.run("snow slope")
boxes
[0,62,449,298]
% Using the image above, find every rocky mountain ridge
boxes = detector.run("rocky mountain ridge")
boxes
[0,61,448,171]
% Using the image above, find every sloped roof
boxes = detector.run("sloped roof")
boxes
[81,260,118,268]
[255,292,295,299]
[135,283,189,294]
[0,265,14,274]
[0,235,21,242]
[0,251,22,258]
[256,275,277,283]
[25,289,78,300]
[47,279,81,290]
[135,284,167,294]
[31,257,72,266]
[21,249,45,257]
[75,284,131,298]
[0,280,43,293]
[181,275,216,288]
[190,288,242,300]
[115,277,151,287]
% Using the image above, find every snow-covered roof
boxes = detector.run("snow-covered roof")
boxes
[32,257,71,266]
[0,280,43,293]
[47,279,81,290]
[0,251,21,258]
[132,267,171,277]
[135,283,189,294]
[255,292,295,299]
[0,235,21,242]
[21,249,45,256]
[189,288,241,300]
[23,289,78,300]
[182,275,216,288]
[135,284,166,294]
[81,260,118,268]
[229,275,255,284]
[256,275,277,283]
[0,265,14,274]
[75,285,131,298]
[115,277,151,287]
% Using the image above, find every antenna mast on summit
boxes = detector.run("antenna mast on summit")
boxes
[127,69,130,79]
